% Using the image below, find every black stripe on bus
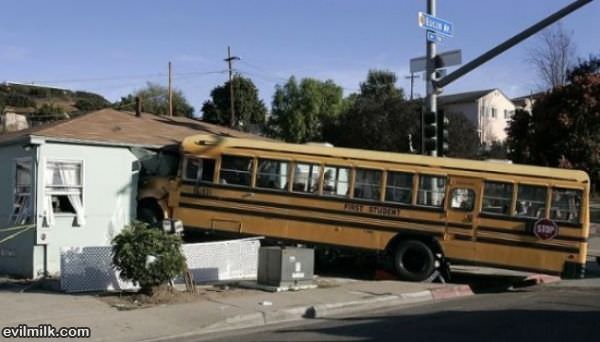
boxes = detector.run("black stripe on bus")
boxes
[178,202,444,237]
[181,181,445,213]
[446,258,564,276]
[478,226,587,243]
[453,233,580,254]
[180,192,584,249]
[479,212,583,229]
[180,192,468,231]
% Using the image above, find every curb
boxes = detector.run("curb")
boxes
[518,274,561,287]
[145,285,473,341]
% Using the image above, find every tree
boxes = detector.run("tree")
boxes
[325,70,420,153]
[268,77,343,143]
[112,221,186,295]
[506,109,533,163]
[31,103,67,123]
[114,82,194,117]
[201,75,267,131]
[506,55,600,189]
[527,22,576,89]
[74,91,111,112]
[445,112,480,159]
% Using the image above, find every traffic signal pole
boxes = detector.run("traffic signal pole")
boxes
[435,0,593,89]
[420,0,593,157]
[425,0,437,157]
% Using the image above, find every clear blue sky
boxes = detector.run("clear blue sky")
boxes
[1,0,598,116]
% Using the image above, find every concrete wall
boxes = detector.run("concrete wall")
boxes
[0,143,36,277]
[35,142,140,277]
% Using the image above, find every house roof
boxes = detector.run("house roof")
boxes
[511,91,547,104]
[0,108,265,148]
[438,89,496,105]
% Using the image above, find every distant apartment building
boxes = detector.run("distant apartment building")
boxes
[438,89,516,144]
[511,91,547,112]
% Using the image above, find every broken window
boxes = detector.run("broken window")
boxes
[12,158,33,225]
[44,161,85,226]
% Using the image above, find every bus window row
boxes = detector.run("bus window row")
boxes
[481,181,582,224]
[183,155,582,224]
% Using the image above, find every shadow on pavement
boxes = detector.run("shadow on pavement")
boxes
[273,309,600,342]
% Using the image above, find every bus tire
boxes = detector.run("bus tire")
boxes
[393,239,436,282]
[137,198,164,228]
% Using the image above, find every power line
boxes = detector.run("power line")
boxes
[13,69,227,85]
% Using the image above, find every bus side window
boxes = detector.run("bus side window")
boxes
[516,184,547,218]
[417,175,446,207]
[385,171,413,204]
[550,188,582,223]
[323,166,350,197]
[450,188,475,211]
[200,159,216,182]
[354,168,382,201]
[257,159,289,191]
[482,181,513,215]
[292,163,321,193]
[220,155,253,186]
[183,157,200,181]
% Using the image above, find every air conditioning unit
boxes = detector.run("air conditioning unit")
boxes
[257,246,314,287]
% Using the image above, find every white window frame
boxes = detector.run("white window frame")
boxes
[11,157,33,225]
[44,159,85,226]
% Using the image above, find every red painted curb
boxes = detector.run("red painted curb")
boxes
[430,285,474,300]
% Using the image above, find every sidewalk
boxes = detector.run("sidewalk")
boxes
[0,278,473,341]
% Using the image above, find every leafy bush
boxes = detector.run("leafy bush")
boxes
[112,221,186,294]
[74,98,110,111]
[5,94,36,107]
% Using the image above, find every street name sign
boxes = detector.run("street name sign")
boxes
[426,31,444,43]
[418,12,454,37]
[410,49,462,73]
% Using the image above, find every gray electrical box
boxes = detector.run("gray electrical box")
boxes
[257,246,314,287]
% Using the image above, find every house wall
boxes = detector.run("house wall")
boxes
[478,90,515,143]
[441,102,479,125]
[35,142,140,277]
[440,90,516,144]
[0,143,36,277]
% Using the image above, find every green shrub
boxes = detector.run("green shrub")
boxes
[112,221,186,294]
[5,94,36,107]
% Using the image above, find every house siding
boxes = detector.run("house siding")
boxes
[34,142,140,277]
[0,143,36,277]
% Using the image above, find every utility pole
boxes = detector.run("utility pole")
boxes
[168,61,173,117]
[405,73,420,101]
[425,0,437,157]
[224,46,240,128]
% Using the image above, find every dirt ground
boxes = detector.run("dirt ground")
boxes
[97,284,262,310]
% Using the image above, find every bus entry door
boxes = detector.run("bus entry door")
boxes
[445,177,482,240]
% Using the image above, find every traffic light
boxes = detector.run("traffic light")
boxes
[437,110,450,156]
[423,111,437,154]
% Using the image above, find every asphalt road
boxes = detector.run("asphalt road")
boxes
[200,282,600,342]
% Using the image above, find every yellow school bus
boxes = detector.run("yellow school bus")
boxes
[142,134,590,281]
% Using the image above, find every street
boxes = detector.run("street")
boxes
[200,281,600,342]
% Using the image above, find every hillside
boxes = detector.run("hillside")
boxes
[0,82,111,125]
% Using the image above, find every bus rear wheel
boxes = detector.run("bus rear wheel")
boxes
[393,240,436,282]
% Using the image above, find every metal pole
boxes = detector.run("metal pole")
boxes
[405,73,420,101]
[168,61,173,117]
[227,46,235,128]
[425,0,437,157]
[435,0,593,89]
